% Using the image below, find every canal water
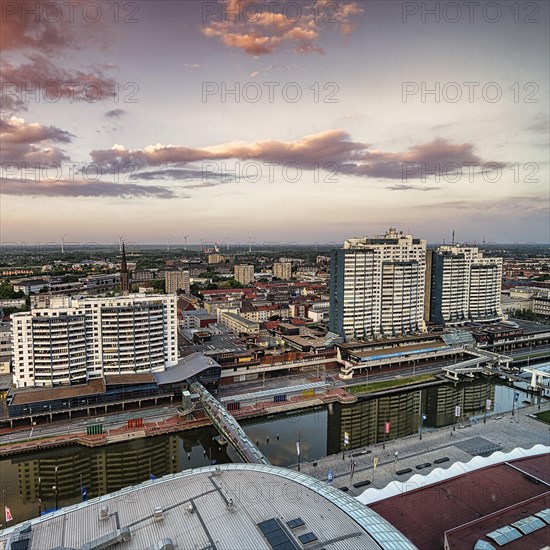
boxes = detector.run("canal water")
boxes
[0,377,545,525]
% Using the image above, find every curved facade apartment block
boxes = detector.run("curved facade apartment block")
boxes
[11,294,178,388]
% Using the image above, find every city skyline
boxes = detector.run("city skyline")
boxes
[1,0,549,243]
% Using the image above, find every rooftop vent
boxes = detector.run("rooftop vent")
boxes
[146,539,175,550]
[98,506,109,521]
[153,508,164,522]
[186,503,194,514]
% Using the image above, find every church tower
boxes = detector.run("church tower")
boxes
[120,242,130,295]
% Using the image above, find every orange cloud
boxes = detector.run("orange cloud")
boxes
[202,0,363,55]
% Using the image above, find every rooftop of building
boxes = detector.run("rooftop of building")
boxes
[103,373,156,386]
[181,332,249,355]
[349,340,448,360]
[153,352,221,385]
[369,452,550,550]
[182,308,215,317]
[282,332,342,350]
[13,278,50,286]
[0,463,416,550]
[338,333,444,352]
[220,311,260,328]
[9,378,106,406]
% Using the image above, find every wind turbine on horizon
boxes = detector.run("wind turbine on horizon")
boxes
[183,235,189,251]
[59,235,66,254]
[118,235,124,253]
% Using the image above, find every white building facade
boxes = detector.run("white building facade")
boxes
[329,228,427,340]
[429,246,503,325]
[11,294,178,388]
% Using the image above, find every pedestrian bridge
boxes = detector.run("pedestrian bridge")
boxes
[442,349,511,381]
[523,368,550,391]
[190,380,269,465]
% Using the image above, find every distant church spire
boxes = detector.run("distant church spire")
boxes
[120,242,129,295]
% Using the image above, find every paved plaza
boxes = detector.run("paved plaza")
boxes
[298,403,550,497]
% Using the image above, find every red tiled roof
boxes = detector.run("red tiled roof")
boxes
[289,318,307,325]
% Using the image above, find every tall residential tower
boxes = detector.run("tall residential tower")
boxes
[329,228,427,340]
[427,245,503,325]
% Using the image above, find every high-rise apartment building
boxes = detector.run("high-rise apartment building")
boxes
[11,294,178,388]
[329,228,427,340]
[273,262,292,280]
[234,264,254,285]
[165,269,190,294]
[428,246,503,325]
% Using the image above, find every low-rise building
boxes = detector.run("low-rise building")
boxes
[219,310,260,334]
[182,309,217,330]
[0,298,26,310]
[13,278,50,295]
[533,291,550,319]
[308,304,330,323]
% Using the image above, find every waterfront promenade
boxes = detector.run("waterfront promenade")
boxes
[0,383,356,456]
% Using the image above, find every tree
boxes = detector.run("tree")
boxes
[0,281,24,299]
[151,279,166,293]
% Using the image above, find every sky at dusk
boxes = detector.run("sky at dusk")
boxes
[1,0,549,245]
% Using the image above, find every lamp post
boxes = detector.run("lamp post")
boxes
[54,465,59,510]
[419,413,427,440]
[38,476,42,515]
[297,430,301,472]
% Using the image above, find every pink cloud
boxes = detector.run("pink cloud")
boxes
[90,130,504,182]
[202,0,363,55]
[0,116,73,166]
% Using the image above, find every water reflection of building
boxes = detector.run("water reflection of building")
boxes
[16,436,179,506]
[423,381,495,427]
[328,391,421,453]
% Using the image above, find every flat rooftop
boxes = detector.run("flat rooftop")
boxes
[370,454,550,550]
[9,378,106,406]
[338,333,443,351]
[0,464,416,550]
[350,341,448,359]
